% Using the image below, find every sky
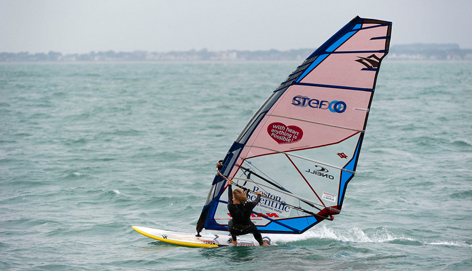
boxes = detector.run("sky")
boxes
[1,0,471,54]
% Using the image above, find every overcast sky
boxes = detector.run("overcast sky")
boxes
[1,0,471,54]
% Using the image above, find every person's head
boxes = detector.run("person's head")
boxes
[232,189,247,204]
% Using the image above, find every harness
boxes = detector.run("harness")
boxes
[230,204,252,234]
[232,223,251,234]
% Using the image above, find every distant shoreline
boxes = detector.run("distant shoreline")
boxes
[1,44,471,62]
[1,59,471,65]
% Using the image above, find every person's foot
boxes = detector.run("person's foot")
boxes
[261,241,269,246]
[231,239,238,245]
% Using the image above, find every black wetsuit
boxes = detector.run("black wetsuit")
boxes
[227,184,264,245]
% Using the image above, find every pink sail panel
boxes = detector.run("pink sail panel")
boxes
[230,83,372,177]
[268,84,373,131]
[299,52,385,89]
[238,117,357,160]
[335,24,390,52]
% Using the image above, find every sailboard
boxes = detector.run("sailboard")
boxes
[132,226,272,247]
[195,16,392,236]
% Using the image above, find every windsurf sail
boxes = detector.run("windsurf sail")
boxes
[196,16,392,235]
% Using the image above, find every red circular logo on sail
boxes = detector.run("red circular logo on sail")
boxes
[267,122,303,144]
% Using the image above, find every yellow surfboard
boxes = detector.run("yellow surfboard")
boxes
[132,226,270,247]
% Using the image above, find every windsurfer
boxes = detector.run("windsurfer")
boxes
[225,177,269,246]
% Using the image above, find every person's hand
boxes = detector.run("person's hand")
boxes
[256,191,262,196]
[227,178,234,185]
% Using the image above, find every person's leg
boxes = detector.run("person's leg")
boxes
[228,219,238,245]
[249,222,268,246]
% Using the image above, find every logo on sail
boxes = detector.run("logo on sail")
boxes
[306,165,334,180]
[267,122,303,144]
[250,186,292,217]
[292,95,346,113]
[356,54,380,69]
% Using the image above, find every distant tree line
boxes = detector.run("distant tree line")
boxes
[388,43,472,60]
[1,44,471,62]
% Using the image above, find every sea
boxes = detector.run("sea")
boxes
[1,61,471,270]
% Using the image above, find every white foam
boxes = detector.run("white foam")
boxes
[266,225,415,244]
[264,225,472,249]
[429,241,472,248]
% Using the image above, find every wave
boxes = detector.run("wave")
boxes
[429,241,472,248]
[450,190,472,198]
[266,225,472,248]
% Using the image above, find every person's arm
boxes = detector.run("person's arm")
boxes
[254,191,262,203]
[227,183,233,205]
[246,191,262,210]
[218,170,234,205]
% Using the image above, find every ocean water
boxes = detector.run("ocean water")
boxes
[1,61,471,270]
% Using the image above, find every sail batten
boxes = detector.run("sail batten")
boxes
[266,114,365,132]
[243,145,357,174]
[295,82,375,92]
[329,50,389,54]
[196,16,392,235]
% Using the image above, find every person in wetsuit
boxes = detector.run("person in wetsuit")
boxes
[226,178,269,246]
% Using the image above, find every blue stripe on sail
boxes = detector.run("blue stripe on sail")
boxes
[338,140,361,206]
[257,221,297,233]
[278,216,317,231]
[257,216,318,233]
[339,171,353,206]
[296,24,360,83]
[326,31,357,52]
[296,54,328,83]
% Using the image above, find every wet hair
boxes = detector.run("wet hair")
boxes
[233,189,247,204]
